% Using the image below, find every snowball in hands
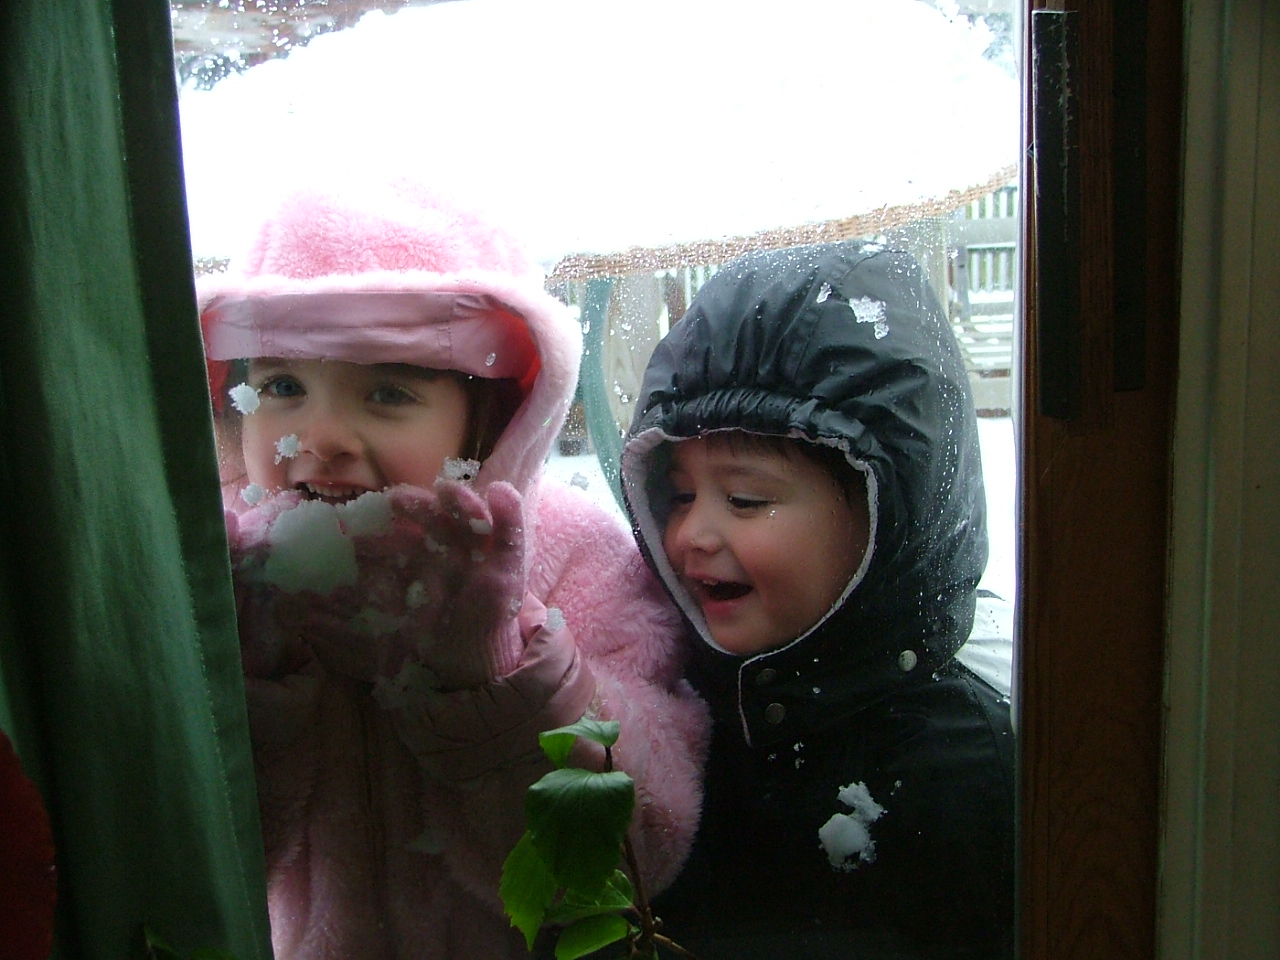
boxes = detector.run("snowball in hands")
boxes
[235,481,529,691]
[263,500,358,594]
[261,491,393,594]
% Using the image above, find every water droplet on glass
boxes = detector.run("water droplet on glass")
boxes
[484,353,497,367]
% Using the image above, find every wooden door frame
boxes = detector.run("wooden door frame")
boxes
[1018,1,1181,957]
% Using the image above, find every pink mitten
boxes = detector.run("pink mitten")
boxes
[224,492,309,680]
[234,480,528,692]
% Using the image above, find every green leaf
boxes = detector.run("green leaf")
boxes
[527,767,634,895]
[501,832,560,949]
[539,719,621,768]
[135,926,183,960]
[544,869,635,926]
[132,926,240,960]
[554,914,631,960]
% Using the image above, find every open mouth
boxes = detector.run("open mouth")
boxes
[695,579,753,603]
[297,482,370,505]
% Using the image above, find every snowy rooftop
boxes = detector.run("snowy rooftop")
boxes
[177,0,1019,268]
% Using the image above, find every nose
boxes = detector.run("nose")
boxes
[297,406,363,464]
[667,499,723,557]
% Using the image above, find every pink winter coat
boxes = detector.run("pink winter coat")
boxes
[199,184,709,960]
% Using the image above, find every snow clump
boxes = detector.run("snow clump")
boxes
[336,490,392,536]
[850,297,890,339]
[818,781,886,871]
[241,483,267,506]
[441,457,481,481]
[274,434,300,463]
[545,606,566,634]
[228,383,260,415]
[263,499,357,593]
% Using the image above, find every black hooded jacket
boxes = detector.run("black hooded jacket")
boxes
[622,243,1014,959]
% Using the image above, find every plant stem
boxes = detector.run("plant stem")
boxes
[622,835,653,930]
[652,934,698,959]
[607,741,695,959]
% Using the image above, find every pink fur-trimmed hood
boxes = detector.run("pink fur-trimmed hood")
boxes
[198,182,581,496]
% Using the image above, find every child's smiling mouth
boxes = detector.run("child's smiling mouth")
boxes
[691,578,753,603]
[297,482,371,505]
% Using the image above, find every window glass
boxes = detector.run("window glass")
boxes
[174,0,1017,593]
[172,0,1021,953]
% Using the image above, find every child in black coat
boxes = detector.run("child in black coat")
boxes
[622,242,1014,959]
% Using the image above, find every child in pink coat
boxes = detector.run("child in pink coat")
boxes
[199,182,708,960]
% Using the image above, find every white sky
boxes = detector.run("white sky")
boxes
[177,0,1019,266]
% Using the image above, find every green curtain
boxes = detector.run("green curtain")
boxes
[0,2,271,958]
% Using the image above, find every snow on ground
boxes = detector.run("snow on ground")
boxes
[975,417,1016,604]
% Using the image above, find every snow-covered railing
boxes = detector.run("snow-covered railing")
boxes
[949,185,1017,412]
[553,179,1019,415]
[546,167,1018,284]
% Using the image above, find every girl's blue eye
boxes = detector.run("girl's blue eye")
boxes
[262,376,304,398]
[369,384,415,405]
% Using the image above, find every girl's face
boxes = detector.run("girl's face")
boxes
[240,358,470,503]
[661,435,870,657]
